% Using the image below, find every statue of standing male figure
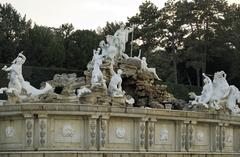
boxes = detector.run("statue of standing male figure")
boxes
[114,24,133,54]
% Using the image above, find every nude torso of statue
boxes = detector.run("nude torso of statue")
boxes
[108,68,124,97]
[114,26,133,53]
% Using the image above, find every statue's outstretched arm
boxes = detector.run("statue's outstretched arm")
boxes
[2,65,11,71]
[18,52,26,62]
[202,73,212,83]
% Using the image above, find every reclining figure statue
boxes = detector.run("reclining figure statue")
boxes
[141,57,161,81]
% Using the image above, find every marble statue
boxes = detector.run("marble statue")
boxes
[90,48,106,88]
[226,85,240,114]
[77,86,92,97]
[91,61,104,87]
[99,25,133,61]
[189,73,213,108]
[100,35,120,60]
[0,52,53,102]
[189,71,240,114]
[87,48,102,70]
[108,65,125,97]
[126,97,135,106]
[211,71,230,101]
[114,24,133,53]
[141,57,161,80]
[1,52,26,95]
[84,32,169,106]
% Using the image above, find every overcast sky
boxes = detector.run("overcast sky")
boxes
[1,0,239,30]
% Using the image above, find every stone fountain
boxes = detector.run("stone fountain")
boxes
[0,26,240,157]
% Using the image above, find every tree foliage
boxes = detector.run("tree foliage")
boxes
[1,1,240,99]
[0,3,31,62]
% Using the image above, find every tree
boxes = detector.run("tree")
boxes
[174,0,228,86]
[97,21,123,37]
[23,25,65,67]
[0,3,31,62]
[65,30,101,70]
[57,23,74,39]
[55,23,74,51]
[220,3,240,86]
[128,1,162,57]
[157,0,187,84]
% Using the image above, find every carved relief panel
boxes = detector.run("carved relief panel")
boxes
[109,118,133,144]
[54,119,83,143]
[223,126,233,152]
[154,120,175,151]
[0,119,23,145]
[191,123,210,151]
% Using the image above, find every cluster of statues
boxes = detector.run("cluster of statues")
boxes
[88,25,133,97]
[189,71,240,114]
[87,24,161,98]
[98,25,133,61]
[0,52,52,103]
[1,24,239,116]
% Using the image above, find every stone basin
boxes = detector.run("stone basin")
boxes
[0,103,240,157]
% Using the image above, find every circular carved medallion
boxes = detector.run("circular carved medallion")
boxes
[5,126,15,138]
[62,125,74,137]
[116,127,125,138]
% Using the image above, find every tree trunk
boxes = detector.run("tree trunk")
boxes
[202,18,209,74]
[186,71,192,86]
[202,48,207,74]
[171,39,178,84]
[173,56,178,84]
[196,68,200,87]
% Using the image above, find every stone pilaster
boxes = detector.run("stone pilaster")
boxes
[88,115,98,150]
[221,123,229,152]
[180,120,196,151]
[215,123,220,152]
[214,122,229,152]
[137,117,147,151]
[180,120,189,151]
[233,125,240,152]
[24,114,34,149]
[99,115,109,150]
[147,117,156,151]
[38,114,47,149]
[215,123,223,152]
[188,121,197,151]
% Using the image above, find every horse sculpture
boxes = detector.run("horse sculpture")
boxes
[100,35,121,60]
[189,71,240,114]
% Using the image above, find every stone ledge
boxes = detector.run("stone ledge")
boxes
[0,103,240,153]
[0,103,239,123]
[1,151,240,154]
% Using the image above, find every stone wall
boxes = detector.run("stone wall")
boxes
[0,152,240,157]
[0,103,240,156]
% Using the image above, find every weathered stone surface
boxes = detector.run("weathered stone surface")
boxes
[47,73,85,96]
[81,51,176,108]
[0,104,239,154]
[1,153,240,157]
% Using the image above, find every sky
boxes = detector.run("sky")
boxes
[0,0,240,30]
